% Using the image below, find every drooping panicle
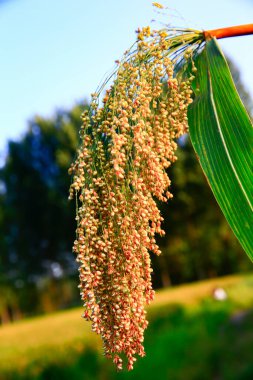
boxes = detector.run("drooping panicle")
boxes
[69,26,201,370]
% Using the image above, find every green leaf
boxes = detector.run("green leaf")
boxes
[188,38,253,260]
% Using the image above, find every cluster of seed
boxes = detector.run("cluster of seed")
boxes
[69,27,194,370]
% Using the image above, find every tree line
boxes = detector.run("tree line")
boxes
[0,60,252,323]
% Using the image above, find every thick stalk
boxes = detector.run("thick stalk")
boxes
[204,24,253,40]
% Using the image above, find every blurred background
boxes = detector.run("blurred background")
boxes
[1,0,253,379]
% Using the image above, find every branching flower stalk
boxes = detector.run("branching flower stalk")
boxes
[69,26,204,370]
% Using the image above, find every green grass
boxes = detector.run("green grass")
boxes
[1,273,253,379]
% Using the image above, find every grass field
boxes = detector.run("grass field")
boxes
[1,273,253,379]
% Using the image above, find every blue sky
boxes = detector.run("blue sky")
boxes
[0,0,252,160]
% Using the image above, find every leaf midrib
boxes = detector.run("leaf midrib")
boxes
[207,57,253,213]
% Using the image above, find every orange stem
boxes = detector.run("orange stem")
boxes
[204,24,253,40]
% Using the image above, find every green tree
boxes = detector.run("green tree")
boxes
[0,104,85,284]
[0,57,251,320]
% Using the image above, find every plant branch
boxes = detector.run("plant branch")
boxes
[204,24,253,40]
